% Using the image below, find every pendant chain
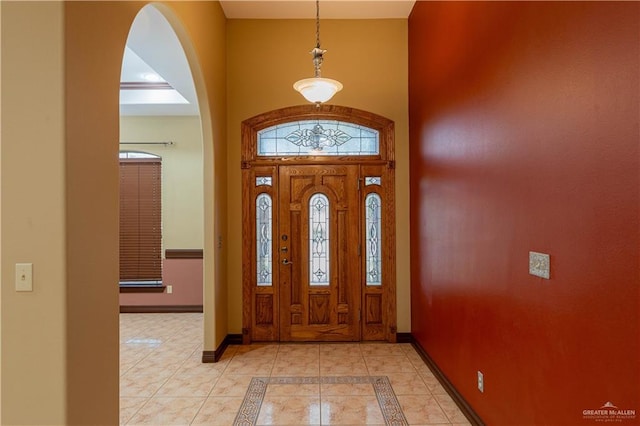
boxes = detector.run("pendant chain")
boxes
[315,0,321,49]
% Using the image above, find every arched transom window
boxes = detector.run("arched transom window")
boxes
[257,120,379,156]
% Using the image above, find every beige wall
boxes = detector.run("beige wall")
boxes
[1,1,227,423]
[226,19,410,333]
[1,3,409,423]
[1,1,3,420]
[1,2,67,423]
[120,116,204,250]
[160,1,228,352]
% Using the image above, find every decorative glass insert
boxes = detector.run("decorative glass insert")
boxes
[365,193,382,286]
[309,194,330,286]
[256,194,273,286]
[365,177,381,186]
[256,176,272,187]
[258,120,379,156]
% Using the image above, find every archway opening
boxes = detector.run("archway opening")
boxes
[117,3,212,373]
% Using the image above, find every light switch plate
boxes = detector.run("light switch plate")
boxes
[529,251,550,279]
[16,263,33,292]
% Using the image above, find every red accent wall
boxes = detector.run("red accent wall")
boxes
[409,2,639,424]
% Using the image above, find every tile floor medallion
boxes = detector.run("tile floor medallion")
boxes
[120,313,471,425]
[233,376,408,426]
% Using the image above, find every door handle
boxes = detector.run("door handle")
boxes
[282,259,293,265]
[281,247,288,252]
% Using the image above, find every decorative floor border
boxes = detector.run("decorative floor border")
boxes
[233,376,408,426]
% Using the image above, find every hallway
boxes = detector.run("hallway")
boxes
[120,313,470,425]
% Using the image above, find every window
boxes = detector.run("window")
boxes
[119,151,160,159]
[309,193,330,286]
[365,177,381,186]
[257,120,379,156]
[119,156,162,283]
[256,193,273,286]
[256,176,273,186]
[365,193,382,286]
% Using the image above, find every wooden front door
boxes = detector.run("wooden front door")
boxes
[241,105,397,344]
[279,165,360,341]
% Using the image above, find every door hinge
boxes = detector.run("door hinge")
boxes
[358,244,362,257]
[357,178,362,191]
[358,309,361,322]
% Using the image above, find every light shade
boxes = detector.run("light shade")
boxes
[293,77,343,104]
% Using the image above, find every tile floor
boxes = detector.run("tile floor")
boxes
[120,313,471,425]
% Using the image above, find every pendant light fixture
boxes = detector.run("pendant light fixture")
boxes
[293,0,343,104]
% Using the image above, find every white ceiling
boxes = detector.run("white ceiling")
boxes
[120,1,415,116]
[120,6,199,116]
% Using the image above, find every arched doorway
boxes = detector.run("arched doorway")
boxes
[118,2,218,357]
[242,105,397,343]
[119,4,205,309]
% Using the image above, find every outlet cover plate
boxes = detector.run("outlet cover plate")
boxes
[529,251,550,279]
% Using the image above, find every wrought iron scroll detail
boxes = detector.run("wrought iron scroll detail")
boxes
[256,194,272,286]
[256,176,273,187]
[309,193,330,286]
[365,193,382,286]
[285,124,352,151]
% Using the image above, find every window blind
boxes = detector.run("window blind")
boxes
[119,159,162,281]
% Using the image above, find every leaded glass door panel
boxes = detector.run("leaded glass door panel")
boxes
[278,165,361,341]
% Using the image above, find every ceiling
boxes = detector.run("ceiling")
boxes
[120,1,415,116]
[220,1,416,19]
[120,6,199,116]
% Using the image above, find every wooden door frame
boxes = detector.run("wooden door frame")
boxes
[241,105,396,343]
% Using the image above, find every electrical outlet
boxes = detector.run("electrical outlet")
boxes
[477,371,484,393]
[529,251,550,279]
[166,285,173,294]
